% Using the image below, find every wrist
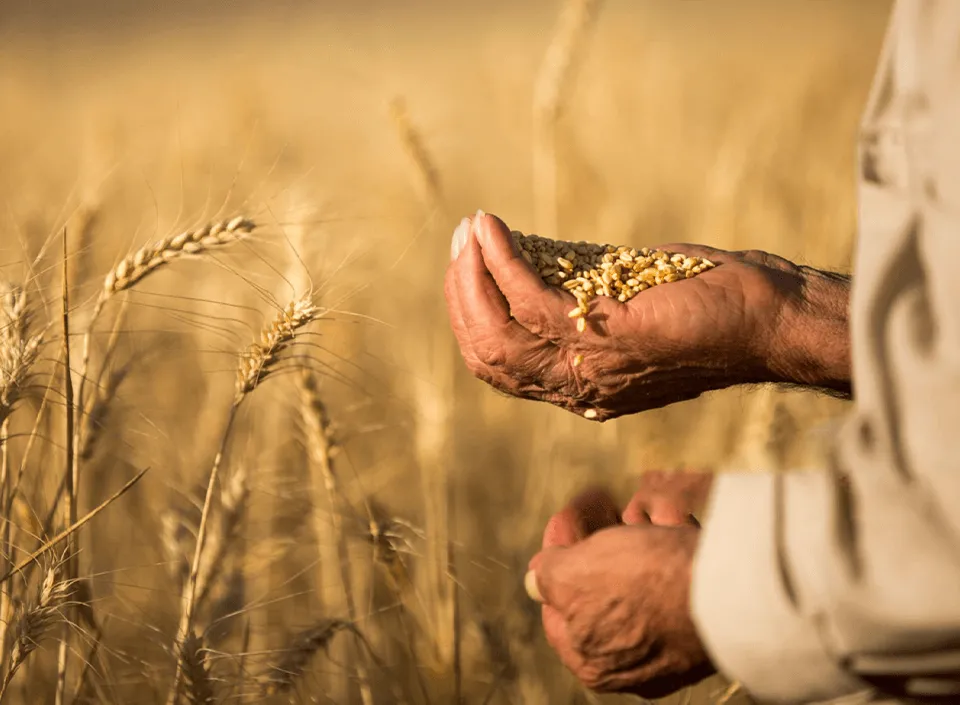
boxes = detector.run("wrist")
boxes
[765,266,852,396]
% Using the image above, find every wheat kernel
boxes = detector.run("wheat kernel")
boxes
[509,230,718,332]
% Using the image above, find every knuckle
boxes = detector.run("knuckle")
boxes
[477,345,507,368]
[577,663,612,692]
[512,302,560,341]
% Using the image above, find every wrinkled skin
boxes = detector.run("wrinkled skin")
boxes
[444,212,823,421]
[527,485,716,699]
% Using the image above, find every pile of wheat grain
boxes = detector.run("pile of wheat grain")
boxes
[512,231,716,333]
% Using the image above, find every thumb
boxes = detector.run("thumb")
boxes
[525,542,579,606]
[525,547,563,605]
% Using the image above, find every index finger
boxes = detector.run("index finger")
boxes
[542,487,622,551]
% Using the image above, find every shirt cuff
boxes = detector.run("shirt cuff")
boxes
[691,471,866,704]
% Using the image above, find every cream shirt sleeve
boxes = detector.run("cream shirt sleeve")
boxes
[691,2,960,703]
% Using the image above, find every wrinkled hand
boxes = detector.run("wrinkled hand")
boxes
[526,488,715,699]
[444,211,835,421]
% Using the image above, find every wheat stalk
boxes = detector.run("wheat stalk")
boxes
[0,468,149,585]
[299,371,376,705]
[195,466,248,611]
[79,364,130,462]
[55,233,77,705]
[168,293,322,705]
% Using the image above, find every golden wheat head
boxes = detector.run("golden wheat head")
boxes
[0,281,43,426]
[102,216,255,298]
[236,295,320,398]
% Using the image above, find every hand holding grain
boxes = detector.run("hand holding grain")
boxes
[445,211,850,420]
[526,488,715,698]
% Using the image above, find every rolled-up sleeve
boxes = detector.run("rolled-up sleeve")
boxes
[691,2,960,702]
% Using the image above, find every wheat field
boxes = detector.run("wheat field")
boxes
[0,1,891,703]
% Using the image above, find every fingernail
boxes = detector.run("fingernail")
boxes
[472,209,486,238]
[524,570,544,603]
[450,217,471,261]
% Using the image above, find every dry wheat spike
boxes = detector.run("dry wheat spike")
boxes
[236,295,321,398]
[0,282,43,426]
[102,216,255,297]
[0,556,71,700]
[178,631,216,705]
[258,619,356,696]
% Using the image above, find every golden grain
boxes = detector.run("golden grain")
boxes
[511,231,716,332]
[236,295,321,398]
[102,217,255,297]
[0,282,43,426]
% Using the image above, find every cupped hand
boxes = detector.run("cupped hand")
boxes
[444,211,817,420]
[526,488,715,698]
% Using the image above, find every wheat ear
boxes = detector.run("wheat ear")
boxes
[55,231,76,705]
[258,620,358,696]
[0,281,43,663]
[389,97,445,219]
[0,555,72,701]
[168,294,321,705]
[0,281,43,429]
[72,217,256,510]
[179,631,216,705]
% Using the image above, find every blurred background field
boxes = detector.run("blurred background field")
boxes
[0,1,891,703]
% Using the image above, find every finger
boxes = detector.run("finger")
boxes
[565,487,622,539]
[526,547,562,605]
[473,212,574,341]
[621,499,652,526]
[444,258,485,372]
[449,216,472,262]
[623,494,699,528]
[542,511,580,551]
[653,242,730,264]
[451,228,566,400]
[454,216,543,341]
[541,604,577,667]
[542,487,622,551]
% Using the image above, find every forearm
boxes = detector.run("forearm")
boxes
[765,266,852,398]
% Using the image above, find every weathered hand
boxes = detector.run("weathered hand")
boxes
[527,489,715,698]
[444,211,850,420]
